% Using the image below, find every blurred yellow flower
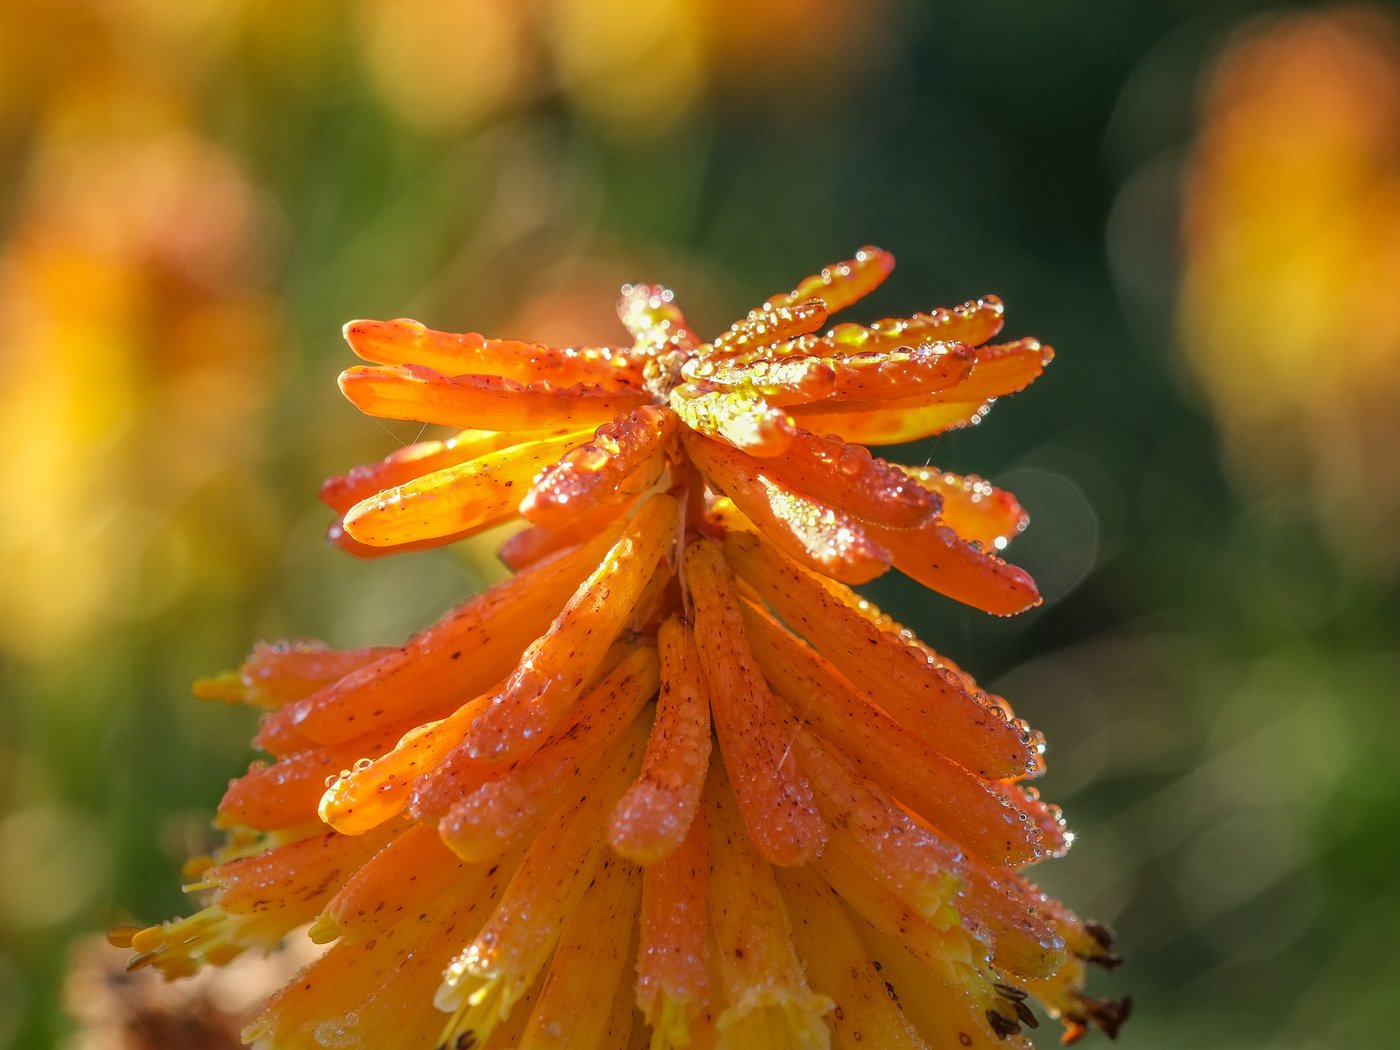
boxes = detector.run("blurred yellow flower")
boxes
[120,249,1125,1047]
[1180,5,1400,572]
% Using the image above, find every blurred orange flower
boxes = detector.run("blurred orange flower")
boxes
[118,249,1125,1047]
[1181,5,1400,573]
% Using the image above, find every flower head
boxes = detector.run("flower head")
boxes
[116,248,1126,1048]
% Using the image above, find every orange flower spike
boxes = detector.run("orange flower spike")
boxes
[744,608,1044,868]
[341,430,591,547]
[219,720,415,831]
[776,864,929,1050]
[903,466,1029,551]
[192,640,394,709]
[343,317,642,388]
[517,853,643,1049]
[679,354,837,407]
[708,296,829,357]
[317,823,472,942]
[823,295,1007,356]
[669,381,798,456]
[764,244,895,314]
[521,405,676,530]
[726,530,1041,780]
[320,428,549,515]
[339,363,652,432]
[866,516,1042,616]
[758,429,942,531]
[465,493,679,762]
[434,725,647,1048]
[635,807,711,1043]
[318,687,500,836]
[682,537,826,867]
[685,433,891,585]
[957,858,1070,982]
[608,617,713,864]
[256,522,627,755]
[790,730,963,924]
[705,765,834,1046]
[439,653,659,862]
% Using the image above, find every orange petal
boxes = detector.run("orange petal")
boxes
[757,428,941,530]
[957,856,1069,981]
[520,406,675,530]
[668,381,797,457]
[339,363,651,431]
[685,432,890,585]
[320,822,473,942]
[776,863,929,1050]
[705,763,834,1041]
[857,914,1033,1049]
[791,730,962,923]
[635,806,711,1034]
[320,428,551,515]
[709,297,828,356]
[343,317,641,386]
[764,245,895,314]
[218,720,413,832]
[205,823,402,941]
[813,337,1052,413]
[866,517,1041,616]
[679,354,837,407]
[318,687,499,836]
[435,726,646,1045]
[194,640,393,709]
[439,653,658,862]
[902,466,1029,551]
[607,617,713,864]
[789,398,992,445]
[743,605,1045,868]
[618,283,702,352]
[327,519,478,559]
[342,430,591,547]
[517,851,643,1048]
[465,493,679,762]
[823,295,1006,355]
[725,530,1041,780]
[496,498,636,573]
[682,538,825,867]
[816,341,976,403]
[256,522,628,755]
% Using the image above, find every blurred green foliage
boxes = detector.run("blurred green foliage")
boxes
[2,1,1398,1048]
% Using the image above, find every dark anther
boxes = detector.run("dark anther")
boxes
[993,982,1028,1002]
[1012,999,1039,1028]
[1071,992,1133,1039]
[1084,919,1117,952]
[455,1032,477,1049]
[985,1009,1022,1040]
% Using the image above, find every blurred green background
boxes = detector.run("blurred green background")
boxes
[3,1,1399,1047]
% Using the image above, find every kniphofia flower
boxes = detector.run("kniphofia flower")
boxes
[115,248,1128,1048]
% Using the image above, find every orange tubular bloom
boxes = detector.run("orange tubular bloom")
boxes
[124,248,1125,1048]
